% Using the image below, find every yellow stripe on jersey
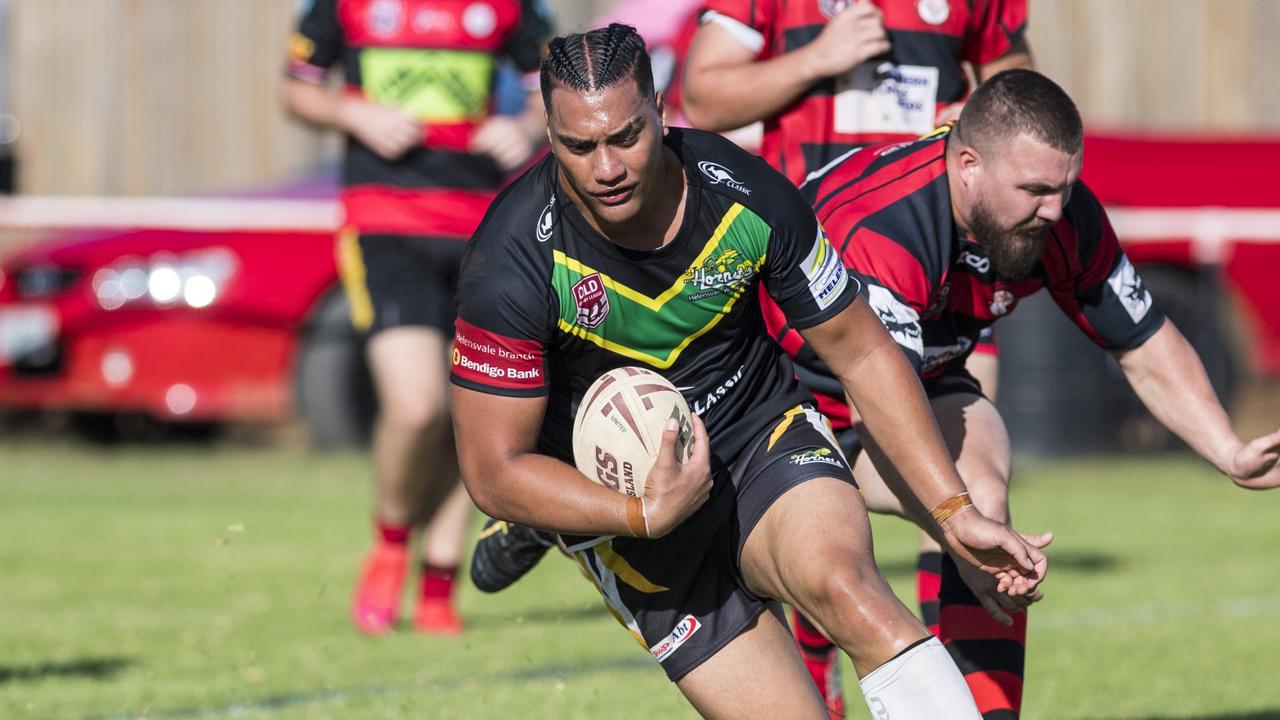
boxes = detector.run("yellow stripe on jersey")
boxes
[767,406,805,451]
[336,227,374,331]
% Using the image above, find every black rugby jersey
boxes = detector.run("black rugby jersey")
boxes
[762,130,1166,428]
[451,127,859,466]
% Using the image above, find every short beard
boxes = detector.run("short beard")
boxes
[968,201,1049,280]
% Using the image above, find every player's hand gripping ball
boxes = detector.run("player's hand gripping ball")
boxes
[573,367,694,497]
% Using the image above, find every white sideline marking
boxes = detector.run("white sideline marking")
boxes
[0,196,340,232]
[1033,595,1280,632]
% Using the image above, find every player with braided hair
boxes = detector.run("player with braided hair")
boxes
[453,23,1048,718]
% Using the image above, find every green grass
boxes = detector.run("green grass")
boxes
[1,440,1278,719]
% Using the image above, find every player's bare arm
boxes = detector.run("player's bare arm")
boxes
[798,295,1050,593]
[282,77,420,160]
[1119,319,1280,490]
[469,90,549,172]
[682,0,890,132]
[451,385,714,537]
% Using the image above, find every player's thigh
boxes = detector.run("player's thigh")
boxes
[739,476,882,607]
[676,609,827,720]
[367,327,452,415]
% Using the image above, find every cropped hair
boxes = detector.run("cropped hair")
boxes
[953,69,1083,155]
[539,23,654,109]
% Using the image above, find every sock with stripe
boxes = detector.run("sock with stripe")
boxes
[421,563,458,601]
[376,519,411,546]
[917,550,943,635]
[938,553,1027,719]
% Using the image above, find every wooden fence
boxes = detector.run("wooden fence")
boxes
[7,0,1278,196]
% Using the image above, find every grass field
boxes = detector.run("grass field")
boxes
[2,438,1279,720]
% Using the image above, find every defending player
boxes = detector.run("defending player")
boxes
[451,24,1050,718]
[765,68,1280,717]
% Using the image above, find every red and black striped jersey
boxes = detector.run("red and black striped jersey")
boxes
[699,0,1026,185]
[762,130,1166,428]
[287,0,552,237]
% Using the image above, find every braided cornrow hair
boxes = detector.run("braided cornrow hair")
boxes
[540,23,655,110]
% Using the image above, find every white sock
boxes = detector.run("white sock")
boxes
[858,637,981,720]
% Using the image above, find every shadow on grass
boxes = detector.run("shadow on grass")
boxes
[463,602,610,628]
[0,657,134,684]
[877,549,1119,577]
[84,655,652,720]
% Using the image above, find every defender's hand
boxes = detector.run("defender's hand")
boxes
[469,115,537,172]
[338,99,421,160]
[640,414,713,538]
[941,507,1052,597]
[952,552,1045,627]
[1225,428,1280,490]
[803,0,892,79]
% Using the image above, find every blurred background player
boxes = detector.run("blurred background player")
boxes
[681,1,1031,714]
[776,69,1280,719]
[283,0,553,636]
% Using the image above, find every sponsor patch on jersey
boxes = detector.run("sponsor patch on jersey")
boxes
[462,2,498,38]
[536,196,556,242]
[790,447,844,468]
[683,248,757,301]
[917,0,951,25]
[801,227,849,311]
[866,284,924,357]
[922,337,975,372]
[689,364,746,416]
[1106,256,1153,323]
[697,161,751,195]
[572,273,611,328]
[452,318,544,390]
[834,62,940,135]
[366,0,405,37]
[650,615,701,662]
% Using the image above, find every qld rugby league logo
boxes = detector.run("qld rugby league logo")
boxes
[572,273,610,328]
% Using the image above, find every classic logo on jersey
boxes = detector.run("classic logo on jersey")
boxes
[801,228,849,310]
[866,284,924,357]
[683,248,757,301]
[651,615,702,662]
[366,0,405,36]
[572,273,611,328]
[462,2,498,38]
[922,337,974,372]
[689,364,746,415]
[917,0,951,25]
[698,161,751,195]
[989,288,1017,317]
[958,248,992,275]
[1106,256,1153,323]
[818,0,853,19]
[790,447,844,468]
[536,196,556,242]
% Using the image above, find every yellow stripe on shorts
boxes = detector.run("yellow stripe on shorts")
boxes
[335,227,374,331]
[767,406,805,451]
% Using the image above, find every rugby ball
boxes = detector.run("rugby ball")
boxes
[572,367,694,497]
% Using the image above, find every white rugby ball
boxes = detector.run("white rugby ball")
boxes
[572,366,693,497]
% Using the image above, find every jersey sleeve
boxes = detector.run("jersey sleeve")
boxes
[452,204,555,397]
[1045,183,1166,352]
[700,0,774,56]
[504,0,555,75]
[286,0,344,84]
[761,207,861,331]
[840,226,936,372]
[963,0,1029,67]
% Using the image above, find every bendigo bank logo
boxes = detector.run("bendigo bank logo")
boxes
[572,273,610,328]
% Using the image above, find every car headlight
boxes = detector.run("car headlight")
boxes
[92,248,237,311]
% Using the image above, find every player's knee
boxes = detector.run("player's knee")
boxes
[798,553,883,618]
[380,395,449,436]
